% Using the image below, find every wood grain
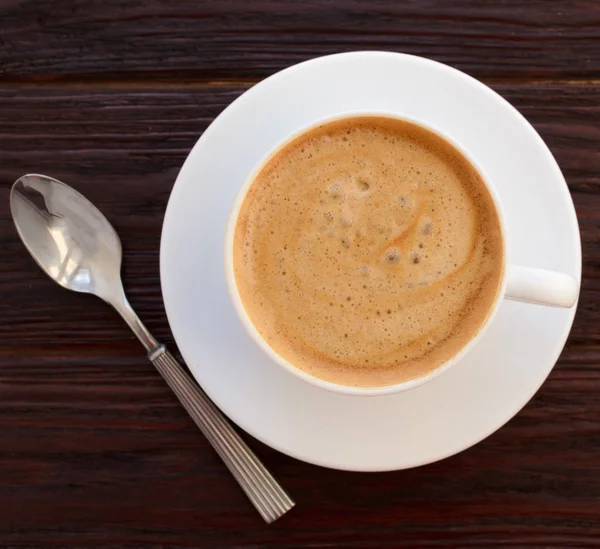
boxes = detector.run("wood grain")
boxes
[1,83,599,547]
[1,0,600,83]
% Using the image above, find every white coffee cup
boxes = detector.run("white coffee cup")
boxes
[224,112,579,396]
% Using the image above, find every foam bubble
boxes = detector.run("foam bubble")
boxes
[327,183,343,199]
[357,179,370,192]
[421,218,433,235]
[385,249,400,265]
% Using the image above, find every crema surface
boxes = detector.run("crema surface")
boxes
[233,117,504,387]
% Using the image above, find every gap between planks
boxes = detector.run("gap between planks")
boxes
[0,76,600,90]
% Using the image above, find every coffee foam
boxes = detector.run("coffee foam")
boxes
[233,117,504,387]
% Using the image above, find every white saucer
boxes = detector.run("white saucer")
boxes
[160,52,581,471]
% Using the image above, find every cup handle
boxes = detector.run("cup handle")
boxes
[505,265,579,308]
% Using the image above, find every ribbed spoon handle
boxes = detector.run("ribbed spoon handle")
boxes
[149,345,295,523]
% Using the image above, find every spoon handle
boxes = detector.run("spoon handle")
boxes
[148,345,295,523]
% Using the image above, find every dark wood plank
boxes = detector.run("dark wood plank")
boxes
[0,83,599,547]
[1,0,600,83]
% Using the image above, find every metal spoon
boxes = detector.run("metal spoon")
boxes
[10,174,294,523]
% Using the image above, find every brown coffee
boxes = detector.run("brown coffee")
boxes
[233,116,504,388]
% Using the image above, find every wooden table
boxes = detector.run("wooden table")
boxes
[1,2,599,547]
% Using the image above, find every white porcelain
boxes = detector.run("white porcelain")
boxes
[161,52,581,471]
[224,111,579,396]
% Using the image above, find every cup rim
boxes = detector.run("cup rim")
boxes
[224,110,508,396]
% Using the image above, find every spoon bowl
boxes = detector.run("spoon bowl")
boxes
[11,174,123,302]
